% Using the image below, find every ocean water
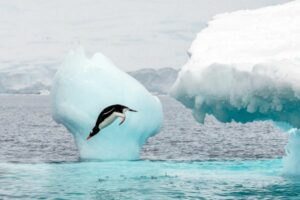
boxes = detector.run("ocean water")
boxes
[1,95,299,199]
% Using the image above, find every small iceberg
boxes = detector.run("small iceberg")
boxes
[51,48,163,160]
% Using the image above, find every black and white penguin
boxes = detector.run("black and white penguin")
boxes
[86,104,137,140]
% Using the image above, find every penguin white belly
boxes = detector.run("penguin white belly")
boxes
[99,113,118,129]
[99,112,126,129]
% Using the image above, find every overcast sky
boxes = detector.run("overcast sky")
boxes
[0,0,292,71]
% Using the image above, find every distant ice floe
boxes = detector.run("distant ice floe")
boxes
[51,48,163,160]
[0,64,55,94]
[128,68,178,94]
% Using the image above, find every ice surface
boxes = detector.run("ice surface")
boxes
[172,1,300,127]
[0,160,285,199]
[0,160,288,200]
[171,1,300,174]
[51,48,163,160]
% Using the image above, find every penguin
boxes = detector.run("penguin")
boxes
[86,104,137,140]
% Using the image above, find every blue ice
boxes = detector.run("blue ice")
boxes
[51,48,163,160]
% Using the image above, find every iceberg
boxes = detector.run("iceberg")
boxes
[171,1,300,174]
[172,1,300,126]
[51,48,163,160]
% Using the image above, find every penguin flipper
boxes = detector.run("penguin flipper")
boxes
[119,117,126,125]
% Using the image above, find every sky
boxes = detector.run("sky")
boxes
[0,0,292,71]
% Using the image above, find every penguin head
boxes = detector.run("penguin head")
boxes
[86,127,100,140]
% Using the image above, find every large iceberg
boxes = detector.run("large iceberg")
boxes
[172,1,300,127]
[171,1,300,174]
[52,48,163,160]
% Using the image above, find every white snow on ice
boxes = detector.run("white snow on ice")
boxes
[172,0,300,128]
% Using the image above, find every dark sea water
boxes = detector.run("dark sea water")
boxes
[0,95,287,163]
[1,95,299,199]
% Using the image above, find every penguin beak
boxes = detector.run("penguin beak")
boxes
[129,109,137,112]
[86,132,93,140]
